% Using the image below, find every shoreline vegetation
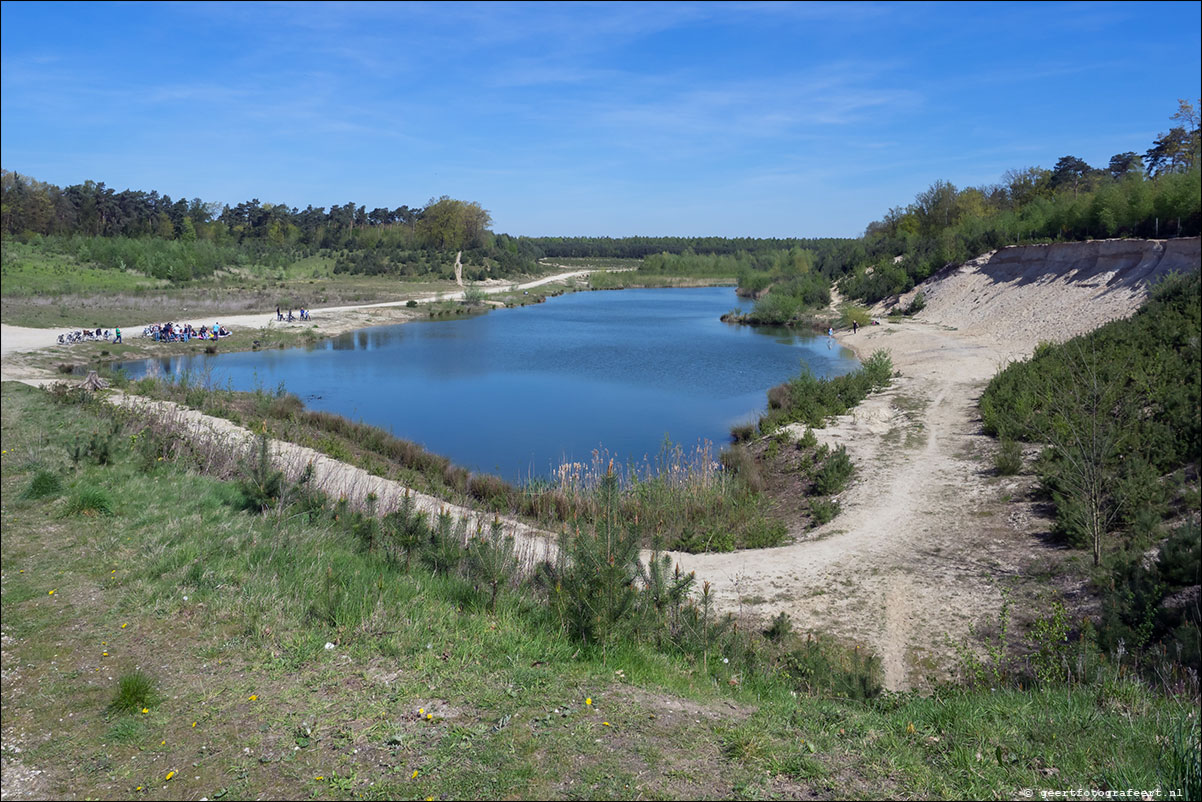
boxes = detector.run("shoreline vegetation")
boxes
[3,101,1199,799]
[101,364,793,553]
[3,375,1197,800]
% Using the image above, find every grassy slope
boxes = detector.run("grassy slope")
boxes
[0,241,469,328]
[1,382,1194,800]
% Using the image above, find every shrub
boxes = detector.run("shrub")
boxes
[764,611,793,642]
[23,469,63,499]
[994,439,1022,475]
[464,517,518,610]
[720,445,764,493]
[903,291,926,315]
[546,468,642,647]
[65,486,114,516]
[810,497,840,525]
[730,422,756,442]
[237,432,285,513]
[108,672,158,715]
[812,446,854,496]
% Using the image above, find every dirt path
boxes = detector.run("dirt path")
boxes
[667,320,1024,688]
[5,241,1192,690]
[0,269,596,364]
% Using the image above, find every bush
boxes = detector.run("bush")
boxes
[23,469,63,499]
[65,486,114,516]
[903,291,926,315]
[994,439,1022,475]
[237,432,285,513]
[810,497,840,525]
[108,672,158,715]
[812,445,854,496]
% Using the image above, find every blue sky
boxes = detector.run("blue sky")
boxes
[2,1,1199,237]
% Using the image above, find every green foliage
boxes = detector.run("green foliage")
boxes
[763,611,793,643]
[760,350,892,432]
[782,636,882,700]
[903,291,926,315]
[810,497,840,525]
[1098,521,1201,672]
[460,285,487,305]
[381,493,429,569]
[422,509,468,576]
[107,672,158,715]
[993,439,1022,475]
[236,432,285,513]
[64,485,114,516]
[22,469,63,499]
[982,271,1200,567]
[838,303,872,328]
[464,517,517,610]
[812,445,853,496]
[836,103,1201,303]
[547,468,642,648]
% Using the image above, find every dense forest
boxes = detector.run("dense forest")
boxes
[2,101,1198,299]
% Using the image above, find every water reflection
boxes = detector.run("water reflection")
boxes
[121,287,858,481]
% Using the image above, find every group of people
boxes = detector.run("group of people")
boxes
[276,306,311,322]
[142,321,230,342]
[56,328,120,345]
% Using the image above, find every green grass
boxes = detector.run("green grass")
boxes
[1,380,1196,800]
[108,672,159,715]
[1,240,165,296]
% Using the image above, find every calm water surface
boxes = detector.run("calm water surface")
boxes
[124,288,858,481]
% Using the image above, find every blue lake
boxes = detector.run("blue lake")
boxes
[123,287,858,481]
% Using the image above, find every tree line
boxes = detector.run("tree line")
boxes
[2,100,1197,292]
[840,99,1201,302]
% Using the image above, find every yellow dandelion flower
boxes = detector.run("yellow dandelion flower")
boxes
[141,708,149,714]
[191,721,197,728]
[426,713,433,720]
[160,740,166,746]
[48,589,55,596]
[602,721,611,727]
[136,787,142,792]
[411,769,419,779]
[418,707,424,714]
[103,652,109,657]
[315,776,324,781]
[585,697,592,705]
[248,695,258,701]
[121,623,128,628]
[165,770,175,781]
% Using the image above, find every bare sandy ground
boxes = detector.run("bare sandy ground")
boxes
[670,237,1199,688]
[3,240,1197,690]
[0,269,594,365]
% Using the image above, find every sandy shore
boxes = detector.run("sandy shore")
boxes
[3,242,1193,689]
[0,270,595,378]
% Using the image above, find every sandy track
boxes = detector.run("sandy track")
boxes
[0,269,595,361]
[668,238,1198,688]
[4,241,1195,690]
